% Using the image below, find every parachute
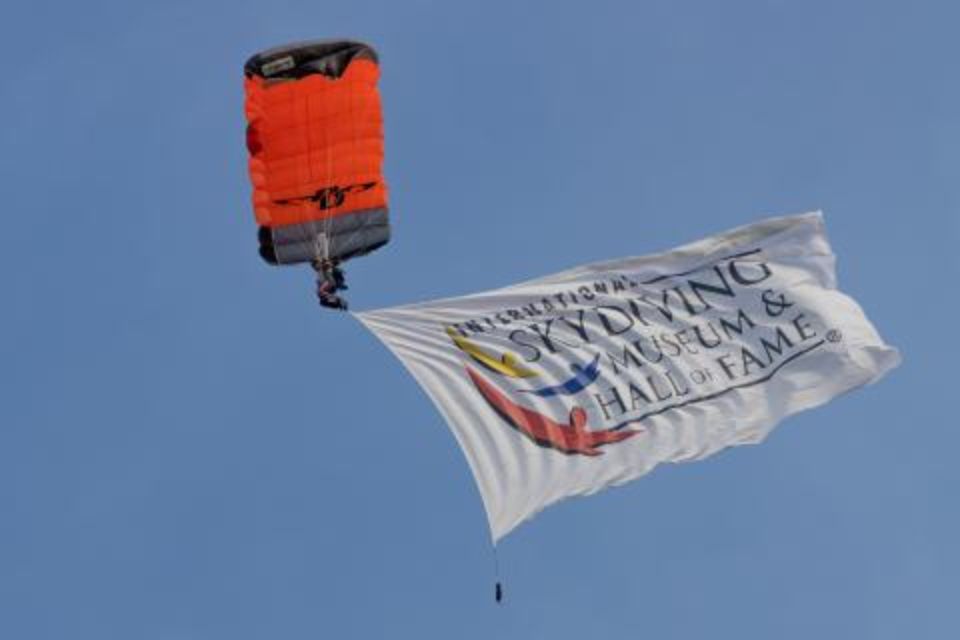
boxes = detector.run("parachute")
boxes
[244,40,390,308]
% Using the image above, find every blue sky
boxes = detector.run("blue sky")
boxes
[2,1,958,638]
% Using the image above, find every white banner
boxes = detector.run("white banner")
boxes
[356,213,900,542]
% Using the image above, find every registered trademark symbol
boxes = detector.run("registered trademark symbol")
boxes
[826,329,842,343]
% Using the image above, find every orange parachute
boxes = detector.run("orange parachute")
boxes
[244,40,390,308]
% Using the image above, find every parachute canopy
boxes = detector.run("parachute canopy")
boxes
[244,40,390,266]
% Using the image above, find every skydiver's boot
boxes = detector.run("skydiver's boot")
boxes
[317,281,348,310]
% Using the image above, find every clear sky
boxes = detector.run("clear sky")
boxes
[2,1,958,638]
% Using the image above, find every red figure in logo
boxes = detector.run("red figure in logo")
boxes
[466,367,641,456]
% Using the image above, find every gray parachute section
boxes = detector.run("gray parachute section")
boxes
[257,208,390,265]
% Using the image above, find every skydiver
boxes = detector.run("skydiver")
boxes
[313,258,349,311]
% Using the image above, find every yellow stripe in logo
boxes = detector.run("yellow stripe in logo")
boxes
[445,327,539,379]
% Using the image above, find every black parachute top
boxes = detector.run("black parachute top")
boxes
[244,39,378,80]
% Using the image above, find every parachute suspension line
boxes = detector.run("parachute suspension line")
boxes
[311,81,348,311]
[304,81,329,304]
[333,64,375,266]
[316,232,331,262]
[493,544,504,604]
[322,93,333,263]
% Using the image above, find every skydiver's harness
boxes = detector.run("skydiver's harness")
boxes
[312,219,349,311]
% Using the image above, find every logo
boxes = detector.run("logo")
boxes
[443,251,837,458]
[445,328,538,378]
[275,181,378,210]
[447,328,642,456]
